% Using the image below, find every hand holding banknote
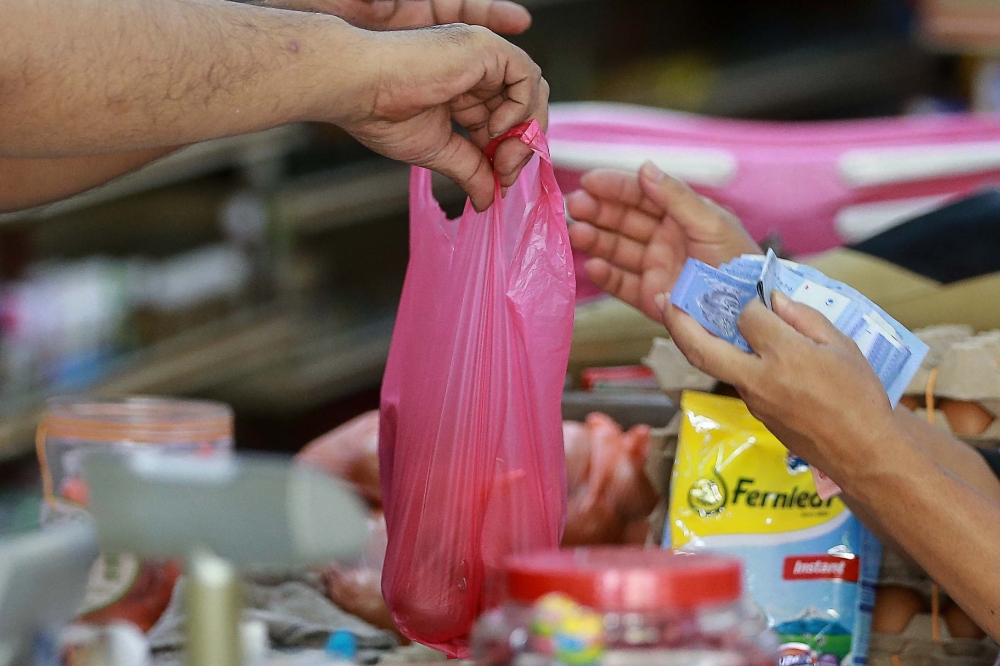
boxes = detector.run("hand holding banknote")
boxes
[568,160,923,499]
[566,162,760,322]
[658,291,903,493]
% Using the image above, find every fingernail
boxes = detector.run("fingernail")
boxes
[640,161,664,182]
[654,292,669,312]
[772,291,789,308]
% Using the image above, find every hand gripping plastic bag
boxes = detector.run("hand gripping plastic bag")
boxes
[378,121,575,656]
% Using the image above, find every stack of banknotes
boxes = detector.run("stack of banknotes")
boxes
[670,250,929,498]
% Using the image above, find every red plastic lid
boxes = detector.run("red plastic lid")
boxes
[506,548,743,612]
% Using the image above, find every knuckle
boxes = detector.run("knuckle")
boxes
[442,23,480,42]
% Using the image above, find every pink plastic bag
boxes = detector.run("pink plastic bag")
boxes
[378,121,574,656]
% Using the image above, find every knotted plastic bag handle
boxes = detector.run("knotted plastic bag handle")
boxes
[483,122,537,164]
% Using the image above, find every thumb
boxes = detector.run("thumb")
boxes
[771,291,839,345]
[424,131,495,212]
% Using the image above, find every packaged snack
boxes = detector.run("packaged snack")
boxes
[666,391,882,666]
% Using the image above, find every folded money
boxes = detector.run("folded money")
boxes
[670,259,758,353]
[670,250,930,499]
[672,250,928,406]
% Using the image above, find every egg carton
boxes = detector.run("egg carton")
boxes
[869,614,998,666]
[879,545,938,597]
[904,327,1000,441]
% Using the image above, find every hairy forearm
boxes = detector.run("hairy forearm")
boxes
[839,428,1000,640]
[0,0,365,158]
[0,149,180,212]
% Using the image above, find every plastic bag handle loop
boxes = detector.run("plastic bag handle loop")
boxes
[483,122,535,164]
[410,120,550,242]
[410,121,535,215]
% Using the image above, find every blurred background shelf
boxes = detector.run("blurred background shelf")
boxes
[0,305,395,461]
[274,161,465,235]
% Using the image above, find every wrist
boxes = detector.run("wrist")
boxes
[835,422,923,501]
[284,15,378,126]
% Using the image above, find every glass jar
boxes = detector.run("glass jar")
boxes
[472,548,778,666]
[36,396,234,632]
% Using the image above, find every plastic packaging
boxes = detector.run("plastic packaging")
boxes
[563,414,658,547]
[667,391,882,665]
[378,120,575,656]
[36,396,233,631]
[472,547,778,666]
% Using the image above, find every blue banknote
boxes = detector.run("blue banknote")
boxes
[670,259,757,352]
[747,251,928,405]
[672,250,929,407]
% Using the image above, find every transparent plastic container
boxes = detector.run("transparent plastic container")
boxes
[36,396,234,631]
[472,548,778,666]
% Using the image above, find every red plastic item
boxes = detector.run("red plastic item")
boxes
[472,547,775,666]
[580,365,657,391]
[506,548,743,612]
[79,560,183,632]
[483,123,534,162]
[379,120,575,656]
[563,413,658,547]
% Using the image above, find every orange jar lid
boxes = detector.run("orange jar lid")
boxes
[41,396,233,444]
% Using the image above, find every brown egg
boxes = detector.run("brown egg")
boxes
[940,400,995,436]
[944,602,987,640]
[871,585,926,634]
[899,395,921,411]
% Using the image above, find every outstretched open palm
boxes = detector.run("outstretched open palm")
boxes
[567,163,761,322]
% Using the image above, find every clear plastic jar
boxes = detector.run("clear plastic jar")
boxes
[36,396,234,631]
[472,548,778,666]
